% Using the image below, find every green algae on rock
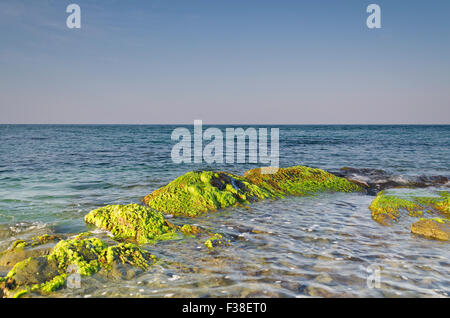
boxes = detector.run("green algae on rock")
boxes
[1,235,156,297]
[180,224,202,236]
[84,204,179,244]
[243,165,363,197]
[204,233,230,250]
[411,219,450,241]
[0,234,61,268]
[143,171,275,217]
[48,235,107,276]
[369,190,450,226]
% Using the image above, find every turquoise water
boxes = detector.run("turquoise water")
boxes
[0,125,449,297]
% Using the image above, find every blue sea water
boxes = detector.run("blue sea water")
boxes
[0,125,449,297]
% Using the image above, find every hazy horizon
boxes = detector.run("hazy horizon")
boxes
[1,0,449,125]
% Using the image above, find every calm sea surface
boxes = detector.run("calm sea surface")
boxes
[0,125,449,297]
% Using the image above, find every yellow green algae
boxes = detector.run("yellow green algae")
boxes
[143,171,275,217]
[204,233,230,250]
[369,190,450,226]
[244,166,363,197]
[84,204,179,244]
[143,167,362,217]
[0,234,156,297]
[180,224,202,236]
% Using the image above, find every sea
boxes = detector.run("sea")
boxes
[0,124,449,297]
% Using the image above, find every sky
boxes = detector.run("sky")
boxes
[0,0,449,124]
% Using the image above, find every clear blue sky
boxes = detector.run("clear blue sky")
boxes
[0,0,449,124]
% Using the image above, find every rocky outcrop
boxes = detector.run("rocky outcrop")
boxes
[143,166,362,217]
[244,166,363,197]
[369,190,449,225]
[0,233,156,298]
[84,204,179,244]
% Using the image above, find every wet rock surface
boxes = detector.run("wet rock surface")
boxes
[333,167,449,195]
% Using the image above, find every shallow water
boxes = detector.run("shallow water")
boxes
[0,125,449,297]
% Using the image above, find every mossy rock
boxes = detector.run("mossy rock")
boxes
[243,165,363,197]
[143,171,275,217]
[0,234,61,268]
[84,204,179,244]
[204,233,230,250]
[1,235,156,297]
[411,219,449,241]
[369,190,450,225]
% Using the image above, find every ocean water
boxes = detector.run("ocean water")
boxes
[0,125,449,297]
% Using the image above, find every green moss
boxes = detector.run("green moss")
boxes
[6,257,32,279]
[180,224,202,236]
[84,204,179,244]
[143,167,362,217]
[204,233,229,250]
[3,236,157,297]
[100,243,156,270]
[12,289,28,298]
[48,237,107,276]
[370,190,450,225]
[11,240,28,250]
[144,171,276,217]
[244,166,363,197]
[31,234,60,247]
[39,274,68,293]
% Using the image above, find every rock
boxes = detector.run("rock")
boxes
[84,204,179,244]
[8,257,60,286]
[0,235,61,268]
[143,170,274,217]
[143,166,362,217]
[314,273,333,284]
[369,190,449,225]
[2,234,157,297]
[305,285,334,297]
[411,219,450,241]
[244,165,363,197]
[333,167,450,195]
[204,234,229,250]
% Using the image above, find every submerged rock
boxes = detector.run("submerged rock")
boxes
[84,204,179,244]
[143,166,362,217]
[369,190,449,227]
[0,233,156,297]
[143,171,275,217]
[411,219,450,241]
[244,165,363,197]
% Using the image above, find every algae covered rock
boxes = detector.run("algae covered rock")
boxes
[411,219,450,241]
[0,234,61,268]
[84,204,179,244]
[369,189,450,225]
[244,165,363,197]
[143,171,275,217]
[1,234,156,297]
[204,233,230,250]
